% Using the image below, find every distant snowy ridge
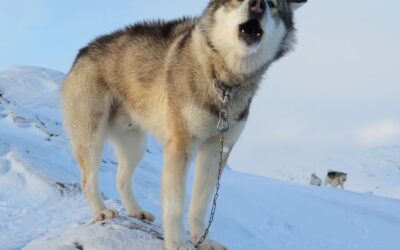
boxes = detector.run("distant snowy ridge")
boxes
[1,66,400,250]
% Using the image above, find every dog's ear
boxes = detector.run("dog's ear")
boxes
[289,0,307,11]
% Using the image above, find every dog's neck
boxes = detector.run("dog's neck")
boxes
[192,26,256,86]
[193,27,238,85]
[190,25,264,109]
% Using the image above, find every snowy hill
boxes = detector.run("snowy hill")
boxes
[1,66,400,250]
[257,144,400,200]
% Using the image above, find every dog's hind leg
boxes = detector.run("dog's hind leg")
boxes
[62,67,118,221]
[75,124,117,222]
[110,128,155,221]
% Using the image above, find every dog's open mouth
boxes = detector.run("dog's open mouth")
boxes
[238,18,264,46]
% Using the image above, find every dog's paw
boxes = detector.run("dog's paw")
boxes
[165,241,196,250]
[128,210,155,222]
[197,241,227,250]
[95,209,119,221]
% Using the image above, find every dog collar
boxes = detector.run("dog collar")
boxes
[213,79,240,103]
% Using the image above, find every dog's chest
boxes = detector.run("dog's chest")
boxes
[183,96,250,139]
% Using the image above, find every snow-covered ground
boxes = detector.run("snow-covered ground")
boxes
[248,144,400,200]
[1,66,399,250]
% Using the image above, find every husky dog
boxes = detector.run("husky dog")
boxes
[310,173,322,186]
[62,0,307,249]
[324,171,348,189]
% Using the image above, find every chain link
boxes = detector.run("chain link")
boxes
[195,81,237,248]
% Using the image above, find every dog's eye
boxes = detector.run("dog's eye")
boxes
[267,0,276,8]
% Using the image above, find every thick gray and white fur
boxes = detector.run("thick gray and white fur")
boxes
[61,0,307,249]
[325,171,348,189]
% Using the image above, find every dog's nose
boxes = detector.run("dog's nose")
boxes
[249,0,266,16]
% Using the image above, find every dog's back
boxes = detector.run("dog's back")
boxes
[68,18,196,93]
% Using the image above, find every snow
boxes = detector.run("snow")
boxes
[24,218,164,250]
[1,66,400,250]
[255,145,400,200]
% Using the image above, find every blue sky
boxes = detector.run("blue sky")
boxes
[0,0,206,72]
[1,0,399,176]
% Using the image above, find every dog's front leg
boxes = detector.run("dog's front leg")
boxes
[189,122,245,250]
[162,138,194,250]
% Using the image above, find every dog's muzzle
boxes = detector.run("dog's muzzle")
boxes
[238,0,266,46]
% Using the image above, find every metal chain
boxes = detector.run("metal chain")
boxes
[195,130,225,248]
[195,81,236,248]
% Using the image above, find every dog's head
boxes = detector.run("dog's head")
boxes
[199,0,307,74]
[341,173,348,182]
